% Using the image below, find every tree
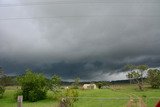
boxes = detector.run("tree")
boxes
[46,75,62,100]
[0,86,5,98]
[96,81,108,89]
[147,69,160,89]
[72,77,80,89]
[97,82,103,89]
[126,72,133,84]
[137,65,148,84]
[0,67,3,76]
[0,67,5,98]
[16,69,48,102]
[49,75,61,92]
[127,71,143,90]
[125,64,148,90]
[0,67,4,82]
[0,76,16,86]
[125,64,135,84]
[51,75,61,87]
[0,67,12,86]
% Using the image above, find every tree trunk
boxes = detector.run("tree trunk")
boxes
[140,71,143,85]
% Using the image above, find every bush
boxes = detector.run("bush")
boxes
[53,90,63,101]
[0,86,5,98]
[71,78,80,89]
[96,82,103,89]
[70,85,79,89]
[57,88,78,107]
[14,89,23,100]
[16,70,48,102]
[64,89,78,107]
[0,67,6,98]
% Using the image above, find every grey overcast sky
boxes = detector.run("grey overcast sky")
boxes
[0,0,160,81]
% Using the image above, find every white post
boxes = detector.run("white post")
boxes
[17,96,23,107]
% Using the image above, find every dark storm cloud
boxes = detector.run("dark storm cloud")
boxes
[0,0,160,80]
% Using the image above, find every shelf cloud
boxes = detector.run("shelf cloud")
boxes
[0,0,160,80]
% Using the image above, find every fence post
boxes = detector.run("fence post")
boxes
[17,96,23,107]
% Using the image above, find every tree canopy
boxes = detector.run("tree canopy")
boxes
[125,64,148,90]
[0,67,5,98]
[16,69,48,102]
[147,69,160,89]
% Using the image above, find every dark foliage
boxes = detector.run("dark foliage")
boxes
[16,69,48,102]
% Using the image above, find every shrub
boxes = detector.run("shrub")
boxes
[0,86,5,98]
[70,85,79,89]
[47,75,61,91]
[72,78,80,89]
[0,67,6,98]
[53,90,63,101]
[64,89,78,107]
[14,89,23,100]
[16,69,48,102]
[96,82,103,89]
[57,88,78,107]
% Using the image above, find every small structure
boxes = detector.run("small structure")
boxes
[83,84,97,89]
[17,96,23,107]
[101,86,110,89]
[64,86,69,89]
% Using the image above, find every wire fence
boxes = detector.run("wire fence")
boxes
[7,97,160,107]
[71,97,160,107]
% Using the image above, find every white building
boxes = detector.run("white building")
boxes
[83,84,97,89]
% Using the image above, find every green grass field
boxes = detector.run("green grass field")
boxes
[74,85,160,107]
[0,85,160,107]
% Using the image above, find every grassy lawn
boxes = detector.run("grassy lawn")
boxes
[74,85,160,107]
[0,89,59,107]
[0,85,160,107]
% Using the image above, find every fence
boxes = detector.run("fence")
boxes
[13,96,160,107]
[71,97,160,107]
